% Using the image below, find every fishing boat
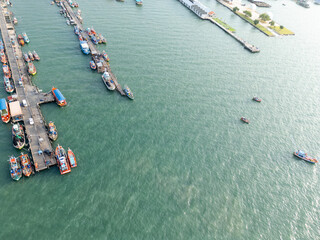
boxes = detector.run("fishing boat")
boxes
[67,148,77,168]
[74,25,80,35]
[240,117,249,124]
[13,17,18,25]
[136,0,143,5]
[293,150,318,164]
[20,153,32,177]
[0,98,10,123]
[48,121,58,141]
[102,50,110,62]
[7,94,18,103]
[102,71,115,91]
[91,35,99,45]
[66,19,70,25]
[17,34,24,46]
[28,51,34,61]
[9,156,22,181]
[55,145,71,175]
[123,85,134,100]
[80,40,90,55]
[23,52,30,62]
[3,64,11,78]
[27,62,36,75]
[99,34,107,44]
[12,123,25,149]
[90,60,96,70]
[0,52,7,64]
[4,77,14,93]
[52,87,67,106]
[33,50,40,61]
[22,32,30,43]
[252,97,262,102]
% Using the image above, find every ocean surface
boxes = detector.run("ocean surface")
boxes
[1,0,320,239]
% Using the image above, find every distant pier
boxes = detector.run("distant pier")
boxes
[60,0,126,95]
[177,0,260,53]
[0,3,56,171]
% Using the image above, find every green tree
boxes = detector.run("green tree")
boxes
[243,10,252,17]
[270,20,275,26]
[259,13,270,22]
[254,19,259,25]
[280,25,284,29]
[233,7,239,12]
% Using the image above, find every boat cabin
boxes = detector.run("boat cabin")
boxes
[9,101,23,122]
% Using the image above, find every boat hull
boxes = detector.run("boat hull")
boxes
[293,152,318,164]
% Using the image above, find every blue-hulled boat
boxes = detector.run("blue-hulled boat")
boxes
[22,32,30,43]
[80,40,90,55]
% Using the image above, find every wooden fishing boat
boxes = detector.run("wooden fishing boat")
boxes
[240,117,249,124]
[55,145,71,175]
[48,121,58,141]
[0,98,10,123]
[20,153,32,177]
[293,150,318,164]
[9,156,22,181]
[52,87,67,106]
[67,148,77,168]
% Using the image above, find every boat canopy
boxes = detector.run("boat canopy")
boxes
[0,98,6,110]
[53,89,65,101]
[9,101,22,117]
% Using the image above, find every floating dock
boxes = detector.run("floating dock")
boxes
[177,0,260,53]
[0,3,56,171]
[60,0,126,95]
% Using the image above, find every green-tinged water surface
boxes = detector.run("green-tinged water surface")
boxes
[0,0,320,239]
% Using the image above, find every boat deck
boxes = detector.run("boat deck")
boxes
[0,3,56,172]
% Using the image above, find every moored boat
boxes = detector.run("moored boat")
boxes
[17,34,24,46]
[9,156,22,181]
[52,87,67,106]
[240,117,249,124]
[252,97,262,102]
[20,153,32,177]
[0,98,10,123]
[90,60,96,70]
[22,32,30,43]
[13,17,18,25]
[55,145,71,175]
[90,35,99,45]
[48,121,58,141]
[28,51,34,61]
[102,71,115,91]
[33,50,40,61]
[67,148,77,168]
[80,40,90,55]
[4,77,14,93]
[123,85,134,100]
[0,52,7,64]
[3,64,11,78]
[99,34,107,44]
[27,62,36,75]
[293,150,318,164]
[74,25,80,35]
[12,123,25,149]
[23,52,30,62]
[102,50,110,62]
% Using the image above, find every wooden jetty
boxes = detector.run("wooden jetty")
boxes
[60,0,126,95]
[0,3,57,172]
[177,0,259,53]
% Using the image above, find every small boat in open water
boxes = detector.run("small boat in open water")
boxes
[22,32,30,43]
[27,62,36,75]
[102,71,115,91]
[293,150,318,164]
[90,60,96,70]
[12,123,25,149]
[52,87,67,106]
[67,148,77,168]
[240,117,249,124]
[4,77,14,93]
[252,97,262,102]
[55,145,71,175]
[9,156,22,181]
[123,85,134,100]
[20,153,32,177]
[28,51,34,61]
[48,121,58,141]
[0,98,10,123]
[33,50,40,61]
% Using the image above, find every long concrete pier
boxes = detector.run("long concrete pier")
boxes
[0,3,56,171]
[177,0,260,53]
[60,0,126,95]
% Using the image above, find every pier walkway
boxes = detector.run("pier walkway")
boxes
[0,4,56,171]
[61,0,125,95]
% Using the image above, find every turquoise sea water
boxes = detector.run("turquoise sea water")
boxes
[1,0,320,239]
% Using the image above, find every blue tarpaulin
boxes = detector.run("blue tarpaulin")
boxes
[53,89,65,101]
[0,98,6,110]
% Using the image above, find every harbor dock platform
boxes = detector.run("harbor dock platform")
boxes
[60,0,126,95]
[0,3,56,171]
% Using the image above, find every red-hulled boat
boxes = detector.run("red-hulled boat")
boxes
[3,64,11,78]
[55,145,71,175]
[0,98,10,123]
[67,148,77,168]
[17,34,25,46]
[52,87,67,107]
[20,153,32,177]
